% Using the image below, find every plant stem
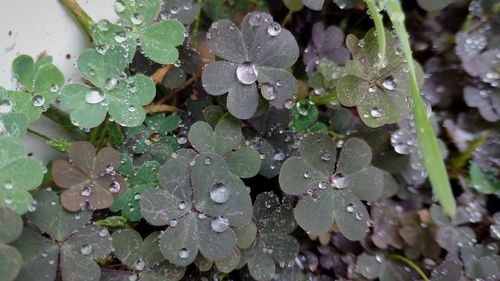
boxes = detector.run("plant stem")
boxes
[96,120,109,148]
[27,128,71,152]
[384,0,456,216]
[190,0,204,49]
[364,0,386,67]
[388,254,430,281]
[27,128,52,141]
[451,132,490,171]
[43,106,88,140]
[60,0,95,39]
[282,10,293,26]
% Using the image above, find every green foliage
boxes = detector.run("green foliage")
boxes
[0,137,44,214]
[356,253,418,281]
[291,101,327,133]
[0,87,29,137]
[0,207,23,281]
[203,0,269,21]
[13,190,112,281]
[279,134,384,239]
[60,46,155,128]
[470,162,500,195]
[140,149,253,266]
[125,114,181,154]
[52,141,127,211]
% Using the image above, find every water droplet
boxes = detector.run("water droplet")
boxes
[370,107,382,118]
[346,203,356,213]
[104,77,118,90]
[320,151,331,161]
[114,1,126,13]
[236,62,258,85]
[4,197,13,204]
[284,99,294,109]
[249,13,262,26]
[267,22,281,36]
[261,83,276,101]
[211,216,230,232]
[358,39,365,48]
[104,164,114,174]
[174,60,181,67]
[80,244,93,256]
[50,84,59,92]
[184,3,192,10]
[318,180,328,190]
[114,32,127,43]
[133,193,141,200]
[96,45,108,54]
[130,13,143,25]
[203,157,211,165]
[355,212,363,220]
[177,136,187,144]
[109,181,121,193]
[331,173,347,188]
[85,88,105,104]
[210,183,230,204]
[98,228,109,237]
[178,201,187,210]
[198,213,207,219]
[382,76,396,90]
[303,171,311,179]
[4,181,13,190]
[28,200,37,212]
[81,186,91,197]
[368,85,377,93]
[128,105,137,112]
[0,99,13,113]
[169,219,178,227]
[134,259,145,271]
[170,6,179,14]
[96,19,110,31]
[128,274,138,281]
[179,248,190,259]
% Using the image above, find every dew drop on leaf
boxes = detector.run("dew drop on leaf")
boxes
[178,201,187,210]
[113,1,126,13]
[104,77,118,90]
[211,216,230,232]
[346,203,356,213]
[249,13,262,27]
[368,85,377,93]
[81,186,92,197]
[109,181,121,193]
[96,19,110,31]
[203,156,212,165]
[128,274,138,281]
[261,83,276,101]
[4,181,13,190]
[85,88,105,104]
[128,105,137,112]
[98,228,109,237]
[169,219,178,227]
[114,32,128,43]
[358,39,365,48]
[50,84,59,92]
[174,60,181,67]
[284,99,295,109]
[382,76,396,90]
[303,171,311,179]
[318,180,328,190]
[130,13,144,25]
[4,197,13,204]
[179,248,190,259]
[236,62,258,85]
[210,183,230,204]
[134,259,146,271]
[80,244,93,256]
[355,211,363,220]
[330,173,347,188]
[267,22,282,36]
[0,99,13,113]
[370,107,382,118]
[320,151,331,161]
[133,193,141,200]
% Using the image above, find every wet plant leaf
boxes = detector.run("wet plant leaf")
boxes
[161,0,200,25]
[303,23,349,73]
[0,206,23,281]
[52,141,127,211]
[125,114,181,154]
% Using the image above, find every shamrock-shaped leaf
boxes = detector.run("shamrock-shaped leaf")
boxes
[111,229,185,281]
[0,206,23,281]
[52,141,127,211]
[110,159,160,221]
[125,114,181,154]
[103,0,185,64]
[336,28,424,127]
[399,211,441,260]
[356,253,417,281]
[140,149,253,266]
[430,259,464,281]
[370,199,404,250]
[303,23,349,73]
[161,0,200,25]
[279,134,384,239]
[11,54,64,116]
[0,86,34,134]
[188,118,261,178]
[60,46,155,128]
[0,137,44,214]
[13,190,112,281]
[162,49,201,89]
[291,101,328,133]
[202,12,299,119]
[460,244,500,280]
[240,192,299,281]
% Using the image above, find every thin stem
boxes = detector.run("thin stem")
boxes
[388,254,430,281]
[96,120,109,148]
[43,106,88,140]
[190,0,204,49]
[28,128,71,152]
[60,0,95,39]
[364,0,386,66]
[451,132,490,171]
[28,128,52,141]
[282,10,293,26]
[384,0,456,216]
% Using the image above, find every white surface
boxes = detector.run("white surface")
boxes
[0,0,118,162]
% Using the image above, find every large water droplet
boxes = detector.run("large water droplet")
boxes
[80,244,93,256]
[31,95,45,107]
[368,85,377,93]
[331,173,347,188]
[85,88,105,104]
[81,186,91,197]
[211,216,230,232]
[210,183,230,204]
[236,62,258,85]
[370,107,382,118]
[267,22,281,36]
[284,99,295,109]
[130,13,144,25]
[178,201,187,210]
[0,99,13,113]
[114,1,126,13]
[382,76,396,90]
[4,181,13,190]
[114,32,127,43]
[318,180,328,190]
[134,259,146,271]
[98,228,109,237]
[109,181,121,193]
[346,203,356,213]
[4,197,13,204]
[104,78,118,90]
[355,211,364,220]
[179,248,190,259]
[261,83,276,101]
[96,19,111,31]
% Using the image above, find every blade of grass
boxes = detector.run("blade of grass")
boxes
[364,0,386,67]
[383,0,456,216]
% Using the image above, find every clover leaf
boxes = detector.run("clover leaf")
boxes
[303,23,349,73]
[0,86,29,138]
[336,28,424,128]
[356,253,417,281]
[140,149,253,266]
[399,211,441,260]
[110,159,160,222]
[162,49,201,89]
[110,229,186,281]
[0,207,23,281]
[188,118,261,178]
[0,137,44,214]
[161,0,200,25]
[201,12,299,119]
[125,114,181,154]
[370,199,404,250]
[60,46,155,128]
[239,192,299,281]
[11,54,64,117]
[52,141,127,211]
[464,85,500,122]
[13,190,113,281]
[97,0,186,64]
[291,101,328,133]
[279,133,384,239]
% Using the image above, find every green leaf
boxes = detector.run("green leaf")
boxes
[140,20,186,64]
[0,113,28,137]
[0,244,23,281]
[0,137,44,214]
[226,147,261,178]
[92,20,137,62]
[114,0,161,28]
[470,162,500,195]
[125,114,181,154]
[291,101,318,132]
[0,206,23,243]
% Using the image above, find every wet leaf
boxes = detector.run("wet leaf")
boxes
[125,114,181,154]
